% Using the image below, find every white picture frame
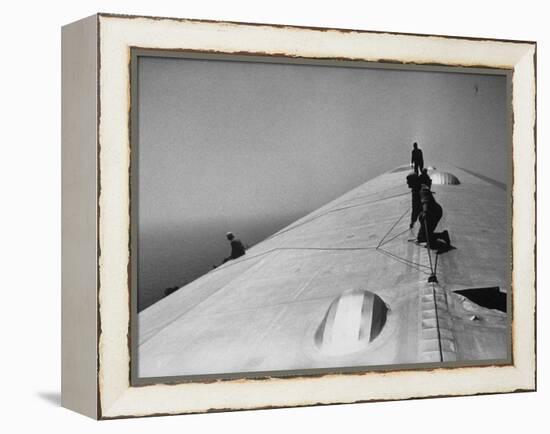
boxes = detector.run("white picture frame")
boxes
[61,13,536,419]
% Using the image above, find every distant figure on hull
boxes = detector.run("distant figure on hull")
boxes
[410,142,424,175]
[222,232,246,264]
[417,185,452,249]
[406,172,422,229]
[418,168,432,188]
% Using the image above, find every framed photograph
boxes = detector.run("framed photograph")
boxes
[61,13,536,419]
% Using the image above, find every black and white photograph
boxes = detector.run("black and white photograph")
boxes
[3,0,543,429]
[133,53,511,380]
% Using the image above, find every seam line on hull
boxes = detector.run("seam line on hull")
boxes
[431,282,444,362]
[264,190,410,242]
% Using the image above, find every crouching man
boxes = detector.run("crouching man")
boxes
[417,185,451,249]
[222,232,246,263]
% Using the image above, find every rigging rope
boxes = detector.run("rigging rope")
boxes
[213,188,440,283]
[422,212,438,283]
[377,208,410,248]
[264,190,410,242]
[431,282,444,362]
[376,248,432,275]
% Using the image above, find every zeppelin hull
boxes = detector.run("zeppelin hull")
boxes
[138,165,509,378]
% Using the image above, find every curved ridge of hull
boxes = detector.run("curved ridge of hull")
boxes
[138,164,509,378]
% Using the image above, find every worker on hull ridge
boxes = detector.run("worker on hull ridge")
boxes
[419,168,432,189]
[406,172,422,229]
[222,232,246,263]
[411,142,424,175]
[417,185,451,248]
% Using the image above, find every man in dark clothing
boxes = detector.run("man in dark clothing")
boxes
[223,232,246,263]
[417,185,451,248]
[419,168,432,188]
[411,142,424,175]
[406,172,422,229]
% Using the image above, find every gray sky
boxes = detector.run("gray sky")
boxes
[137,56,508,310]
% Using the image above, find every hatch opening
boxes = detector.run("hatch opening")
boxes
[455,287,506,313]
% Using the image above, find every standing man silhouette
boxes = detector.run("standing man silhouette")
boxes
[411,142,424,175]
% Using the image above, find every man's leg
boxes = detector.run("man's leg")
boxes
[417,215,427,242]
[411,206,421,228]
[410,194,419,227]
[426,211,442,247]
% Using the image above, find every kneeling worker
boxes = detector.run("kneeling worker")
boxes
[223,232,246,263]
[417,185,451,248]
